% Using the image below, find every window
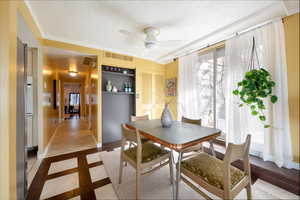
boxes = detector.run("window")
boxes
[69,93,80,106]
[197,47,226,139]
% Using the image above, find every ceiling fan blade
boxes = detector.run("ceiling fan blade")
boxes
[119,29,133,36]
[119,29,144,41]
[156,40,186,46]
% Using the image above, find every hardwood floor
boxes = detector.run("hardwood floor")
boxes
[27,118,118,200]
[27,148,116,200]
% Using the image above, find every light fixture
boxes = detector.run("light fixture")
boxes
[68,71,78,77]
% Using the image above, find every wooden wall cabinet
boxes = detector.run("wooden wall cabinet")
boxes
[136,70,165,119]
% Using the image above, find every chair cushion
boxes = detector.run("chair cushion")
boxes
[181,153,245,190]
[124,143,169,163]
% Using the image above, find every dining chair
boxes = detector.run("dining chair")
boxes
[181,117,203,155]
[131,115,149,121]
[181,116,216,157]
[131,115,150,144]
[119,124,173,199]
[181,116,202,126]
[180,135,252,200]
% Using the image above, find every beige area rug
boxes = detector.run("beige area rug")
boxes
[100,149,299,200]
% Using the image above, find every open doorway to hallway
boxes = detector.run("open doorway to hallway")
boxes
[43,47,98,157]
[64,83,82,120]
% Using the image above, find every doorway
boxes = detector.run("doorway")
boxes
[69,93,81,118]
[63,82,82,120]
[42,47,98,157]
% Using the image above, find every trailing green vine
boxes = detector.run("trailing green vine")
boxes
[232,68,278,128]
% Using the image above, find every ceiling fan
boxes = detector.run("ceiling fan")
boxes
[119,26,185,49]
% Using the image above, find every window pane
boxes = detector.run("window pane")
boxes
[216,48,226,138]
[70,93,80,106]
[196,52,214,127]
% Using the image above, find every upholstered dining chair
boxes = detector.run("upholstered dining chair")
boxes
[119,124,173,199]
[181,117,203,155]
[131,115,149,122]
[180,135,252,200]
[181,116,217,157]
[130,115,150,144]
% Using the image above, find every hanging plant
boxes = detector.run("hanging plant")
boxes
[232,37,278,128]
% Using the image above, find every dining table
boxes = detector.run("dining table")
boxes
[126,119,221,200]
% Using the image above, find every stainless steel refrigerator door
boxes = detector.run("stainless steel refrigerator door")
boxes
[16,38,27,200]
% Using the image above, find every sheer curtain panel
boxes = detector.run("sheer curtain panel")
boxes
[178,51,214,127]
[224,20,293,168]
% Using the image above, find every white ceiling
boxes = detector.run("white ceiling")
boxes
[26,0,294,63]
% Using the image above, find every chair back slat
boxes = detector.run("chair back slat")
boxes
[131,115,149,122]
[224,135,251,164]
[121,124,141,144]
[181,116,202,126]
[223,135,251,193]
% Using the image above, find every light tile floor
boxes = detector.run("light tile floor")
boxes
[46,119,97,157]
[40,172,79,199]
[87,152,102,164]
[48,158,78,174]
[95,184,119,200]
[89,165,108,183]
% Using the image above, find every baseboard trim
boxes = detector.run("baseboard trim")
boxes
[38,122,62,159]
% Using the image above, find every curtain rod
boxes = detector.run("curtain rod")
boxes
[174,17,283,60]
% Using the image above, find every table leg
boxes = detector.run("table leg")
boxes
[209,140,216,157]
[170,151,176,199]
[175,151,183,200]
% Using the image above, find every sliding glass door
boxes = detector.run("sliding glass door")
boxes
[197,48,225,137]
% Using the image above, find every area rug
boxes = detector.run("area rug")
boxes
[100,149,299,200]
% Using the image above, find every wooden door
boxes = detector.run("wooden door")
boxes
[153,74,165,119]
[136,72,165,119]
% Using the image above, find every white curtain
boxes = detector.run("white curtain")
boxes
[178,51,215,126]
[224,20,293,168]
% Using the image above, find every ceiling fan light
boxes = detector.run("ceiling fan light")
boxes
[145,41,156,49]
[69,71,78,77]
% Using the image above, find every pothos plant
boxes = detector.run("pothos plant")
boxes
[232,38,278,128]
[233,68,278,128]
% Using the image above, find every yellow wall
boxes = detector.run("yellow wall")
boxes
[165,59,179,120]
[134,57,165,119]
[91,67,99,140]
[0,2,17,199]
[42,57,60,149]
[283,13,300,163]
[0,0,42,199]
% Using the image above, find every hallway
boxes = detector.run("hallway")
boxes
[46,118,97,157]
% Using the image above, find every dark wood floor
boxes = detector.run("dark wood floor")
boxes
[27,147,112,200]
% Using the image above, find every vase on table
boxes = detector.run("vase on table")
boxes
[161,103,173,128]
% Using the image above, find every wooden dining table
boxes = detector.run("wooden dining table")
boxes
[126,119,221,200]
